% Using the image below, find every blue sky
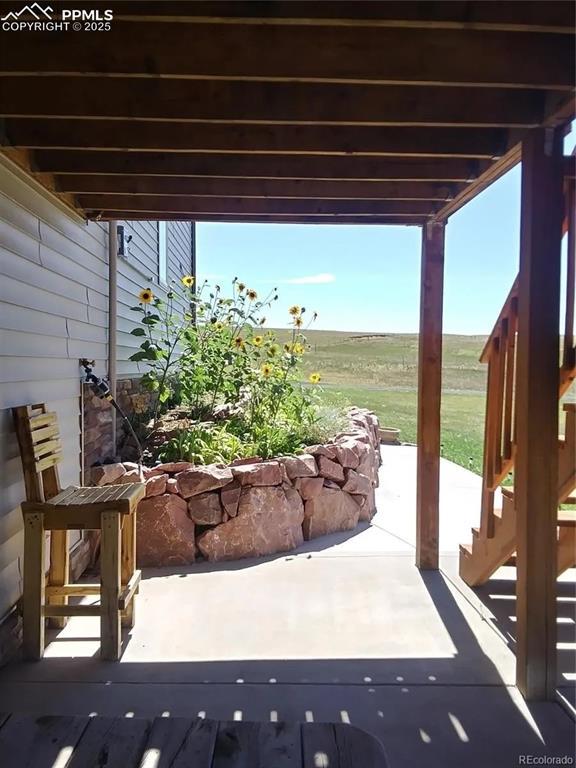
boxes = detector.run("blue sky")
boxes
[197,131,574,336]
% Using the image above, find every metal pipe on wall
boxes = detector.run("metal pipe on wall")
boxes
[108,220,118,452]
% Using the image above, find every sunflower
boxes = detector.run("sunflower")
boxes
[267,343,280,357]
[293,316,303,328]
[232,336,245,350]
[252,335,264,347]
[309,372,322,384]
[181,275,195,288]
[288,305,301,317]
[237,282,246,293]
[261,363,273,378]
[293,342,305,355]
[247,289,258,301]
[215,322,224,331]
[138,288,154,304]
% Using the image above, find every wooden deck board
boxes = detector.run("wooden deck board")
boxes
[0,713,387,767]
[0,714,90,767]
[67,716,151,768]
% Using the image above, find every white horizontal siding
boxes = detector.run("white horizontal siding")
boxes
[0,162,107,620]
[0,156,194,622]
[116,219,193,377]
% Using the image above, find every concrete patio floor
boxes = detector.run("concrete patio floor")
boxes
[0,446,574,767]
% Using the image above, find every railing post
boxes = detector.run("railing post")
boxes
[416,220,445,570]
[515,126,563,700]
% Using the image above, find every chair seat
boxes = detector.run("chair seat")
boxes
[22,483,145,530]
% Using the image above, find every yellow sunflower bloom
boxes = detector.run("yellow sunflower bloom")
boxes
[252,335,264,347]
[181,275,195,288]
[138,288,154,304]
[247,289,258,301]
[309,372,322,384]
[293,316,303,328]
[232,336,245,350]
[288,305,301,317]
[293,342,305,355]
[261,363,273,378]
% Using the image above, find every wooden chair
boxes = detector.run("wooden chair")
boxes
[13,404,145,661]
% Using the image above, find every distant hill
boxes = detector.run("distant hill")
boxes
[272,328,488,394]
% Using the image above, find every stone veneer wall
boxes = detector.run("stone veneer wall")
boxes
[90,409,382,565]
[81,376,153,476]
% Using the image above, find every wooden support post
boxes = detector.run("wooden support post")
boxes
[120,512,137,628]
[100,511,122,660]
[515,127,563,700]
[22,512,45,660]
[416,220,445,570]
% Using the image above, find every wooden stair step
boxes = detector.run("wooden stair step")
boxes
[558,509,576,527]
[459,543,473,557]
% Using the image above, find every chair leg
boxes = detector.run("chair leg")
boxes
[48,530,69,629]
[100,511,121,660]
[22,512,45,660]
[121,512,137,629]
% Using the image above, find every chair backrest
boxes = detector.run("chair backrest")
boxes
[13,404,63,503]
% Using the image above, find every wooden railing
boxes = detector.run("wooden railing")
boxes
[479,165,575,540]
[479,279,518,538]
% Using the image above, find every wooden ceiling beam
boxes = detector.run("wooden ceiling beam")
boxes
[78,195,435,217]
[88,211,427,226]
[32,152,485,181]
[4,120,508,159]
[55,175,454,201]
[45,2,576,34]
[0,23,572,90]
[0,77,545,128]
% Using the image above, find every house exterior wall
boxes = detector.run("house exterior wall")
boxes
[0,160,194,658]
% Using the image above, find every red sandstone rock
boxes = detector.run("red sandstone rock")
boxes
[145,473,168,497]
[137,494,195,567]
[166,478,179,494]
[332,442,360,470]
[316,455,344,483]
[220,481,242,517]
[231,461,283,487]
[90,463,126,486]
[281,454,317,479]
[155,461,195,474]
[176,464,234,498]
[230,456,263,466]
[197,486,304,562]
[142,466,165,480]
[306,444,337,460]
[341,468,372,496]
[188,491,223,525]
[298,476,324,500]
[116,468,145,484]
[303,487,360,540]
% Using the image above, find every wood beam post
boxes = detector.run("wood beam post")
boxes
[416,220,445,569]
[515,126,563,700]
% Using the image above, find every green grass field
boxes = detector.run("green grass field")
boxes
[275,329,489,473]
[275,328,574,475]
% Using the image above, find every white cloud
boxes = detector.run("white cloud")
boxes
[281,273,336,285]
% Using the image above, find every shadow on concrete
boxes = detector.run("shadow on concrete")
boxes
[0,570,573,768]
[466,573,576,708]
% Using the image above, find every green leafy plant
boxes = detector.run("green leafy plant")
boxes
[128,279,196,425]
[129,276,339,463]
